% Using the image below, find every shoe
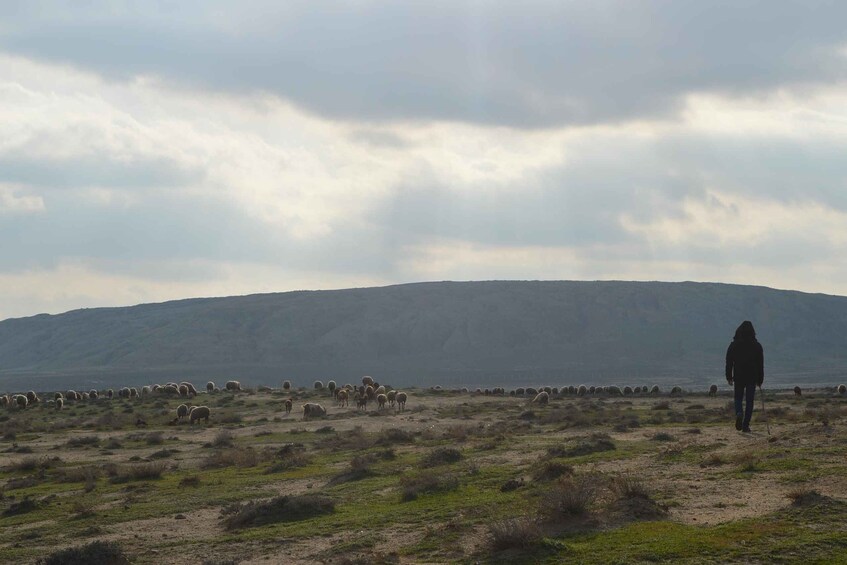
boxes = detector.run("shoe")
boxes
[742,427,752,433]
[735,415,743,431]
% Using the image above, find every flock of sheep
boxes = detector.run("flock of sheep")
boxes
[2,379,845,422]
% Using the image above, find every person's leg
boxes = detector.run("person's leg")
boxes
[734,383,744,430]
[743,382,756,431]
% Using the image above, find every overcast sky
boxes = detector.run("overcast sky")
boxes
[2,1,847,320]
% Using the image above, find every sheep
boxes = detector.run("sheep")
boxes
[302,403,327,419]
[395,391,408,412]
[106,389,113,399]
[531,391,549,405]
[206,381,215,393]
[88,390,98,400]
[118,387,130,399]
[607,386,622,395]
[314,380,324,390]
[577,385,587,396]
[356,393,368,411]
[793,386,802,396]
[15,395,28,409]
[515,387,525,396]
[284,399,293,415]
[709,384,718,397]
[189,406,211,424]
[337,389,349,408]
[588,385,596,394]
[180,382,198,396]
[377,393,388,410]
[375,385,386,396]
[213,387,220,393]
[282,380,291,390]
[551,387,559,395]
[634,386,642,394]
[387,389,397,407]
[151,384,161,393]
[525,387,538,396]
[225,380,241,392]
[56,397,64,410]
[163,384,179,395]
[567,385,576,394]
[26,391,39,404]
[0,395,8,408]
[623,386,633,395]
[365,385,375,400]
[650,385,661,395]
[327,381,337,395]
[671,386,683,395]
[362,376,374,387]
[178,384,189,397]
[839,384,847,395]
[176,404,189,420]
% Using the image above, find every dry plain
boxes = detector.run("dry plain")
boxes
[1,384,846,564]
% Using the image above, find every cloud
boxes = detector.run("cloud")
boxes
[2,2,847,127]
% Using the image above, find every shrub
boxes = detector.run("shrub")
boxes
[211,430,234,448]
[540,475,596,519]
[66,436,100,448]
[533,460,574,481]
[375,428,415,445]
[3,497,38,516]
[547,434,615,458]
[421,447,463,468]
[55,465,101,484]
[700,453,727,467]
[488,516,542,551]
[399,473,459,501]
[145,432,165,445]
[108,461,167,483]
[36,540,129,565]
[651,432,676,442]
[179,475,201,487]
[221,494,335,530]
[203,447,261,469]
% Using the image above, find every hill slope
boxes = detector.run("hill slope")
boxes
[2,280,847,390]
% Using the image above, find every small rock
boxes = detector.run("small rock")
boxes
[175,514,186,520]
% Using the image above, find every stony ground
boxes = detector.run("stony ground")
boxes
[1,385,846,564]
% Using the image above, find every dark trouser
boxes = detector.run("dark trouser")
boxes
[734,382,756,429]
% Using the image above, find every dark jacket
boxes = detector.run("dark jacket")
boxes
[725,321,764,386]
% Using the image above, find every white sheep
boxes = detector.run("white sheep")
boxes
[838,384,846,395]
[377,393,388,410]
[314,380,324,390]
[395,391,408,412]
[577,385,587,396]
[531,391,549,405]
[189,406,211,424]
[56,397,64,410]
[206,381,215,393]
[302,403,327,419]
[180,382,198,396]
[362,376,374,387]
[176,404,189,420]
[387,389,397,407]
[225,380,241,392]
[650,385,661,395]
[337,389,349,407]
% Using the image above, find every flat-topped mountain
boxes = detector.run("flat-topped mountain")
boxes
[1,280,846,391]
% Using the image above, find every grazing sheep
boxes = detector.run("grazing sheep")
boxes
[355,393,368,411]
[362,376,374,387]
[709,384,718,397]
[26,391,39,404]
[0,395,7,408]
[213,387,220,393]
[377,393,388,410]
[314,380,324,390]
[163,384,179,395]
[337,389,349,407]
[302,403,327,419]
[176,404,189,420]
[525,387,538,396]
[650,385,661,395]
[567,385,576,394]
[375,385,386,396]
[634,386,642,394]
[54,392,64,401]
[577,385,588,396]
[588,385,596,394]
[141,386,150,396]
[180,382,198,396]
[607,386,622,395]
[88,390,98,400]
[837,384,847,395]
[189,406,211,424]
[118,387,130,399]
[551,387,558,395]
[225,380,241,392]
[623,386,633,395]
[365,385,375,400]
[284,399,293,414]
[794,386,802,396]
[282,380,291,390]
[56,397,64,410]
[387,390,397,407]
[395,391,408,412]
[671,386,683,395]
[531,391,549,405]
[206,381,215,393]
[129,387,139,398]
[515,387,525,396]
[178,384,189,397]
[327,381,337,394]
[15,395,28,409]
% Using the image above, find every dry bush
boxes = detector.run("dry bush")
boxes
[651,401,670,411]
[6,456,59,473]
[399,473,459,501]
[179,475,201,487]
[540,475,596,519]
[375,428,415,445]
[66,435,100,448]
[55,465,101,484]
[220,494,335,530]
[700,453,728,467]
[488,516,542,551]
[547,433,615,458]
[210,430,235,448]
[533,460,574,481]
[108,461,167,483]
[36,540,129,565]
[202,447,261,469]
[70,499,97,519]
[421,447,463,467]
[145,432,165,445]
[265,446,311,473]
[651,432,676,442]
[787,488,831,507]
[2,497,38,517]
[610,473,668,519]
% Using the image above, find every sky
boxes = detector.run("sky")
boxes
[2,1,847,320]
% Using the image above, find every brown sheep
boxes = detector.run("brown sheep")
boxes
[302,403,327,419]
[395,391,407,412]
[284,399,293,415]
[189,406,211,424]
[337,389,349,407]
[377,393,387,410]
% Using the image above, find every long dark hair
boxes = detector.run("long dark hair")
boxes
[734,320,756,341]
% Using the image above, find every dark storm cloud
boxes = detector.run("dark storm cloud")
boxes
[2,1,847,127]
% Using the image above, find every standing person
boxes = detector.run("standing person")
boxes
[725,320,764,433]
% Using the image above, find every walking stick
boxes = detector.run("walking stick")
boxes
[759,385,770,436]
